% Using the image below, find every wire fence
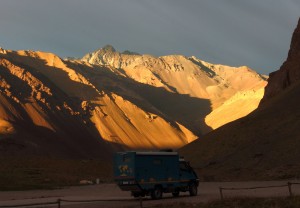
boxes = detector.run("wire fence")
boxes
[1,182,300,208]
[0,197,144,208]
[0,201,59,208]
[219,182,300,200]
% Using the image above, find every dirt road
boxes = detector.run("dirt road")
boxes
[1,181,300,207]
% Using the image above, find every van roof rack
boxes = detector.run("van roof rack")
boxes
[159,149,173,152]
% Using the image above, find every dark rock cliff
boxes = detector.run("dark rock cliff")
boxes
[262,18,300,101]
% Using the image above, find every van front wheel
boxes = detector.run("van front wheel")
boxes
[151,186,163,200]
[189,183,198,196]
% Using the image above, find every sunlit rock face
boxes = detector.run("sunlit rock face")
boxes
[83,46,267,133]
[0,44,266,156]
[0,49,196,155]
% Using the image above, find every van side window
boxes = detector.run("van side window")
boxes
[153,159,162,165]
[123,155,131,163]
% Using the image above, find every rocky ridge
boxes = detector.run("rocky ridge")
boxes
[82,45,267,133]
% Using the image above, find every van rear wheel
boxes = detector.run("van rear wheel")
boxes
[189,183,198,196]
[151,186,163,200]
[172,190,180,197]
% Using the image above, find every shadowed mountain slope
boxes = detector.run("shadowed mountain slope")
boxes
[0,52,111,159]
[262,18,300,102]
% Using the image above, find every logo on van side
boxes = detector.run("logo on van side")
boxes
[119,165,133,176]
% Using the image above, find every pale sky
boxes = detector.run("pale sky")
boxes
[0,0,299,74]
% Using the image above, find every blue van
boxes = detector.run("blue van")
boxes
[113,151,199,199]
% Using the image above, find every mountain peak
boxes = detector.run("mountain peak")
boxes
[99,44,116,53]
[0,47,7,54]
[287,18,300,61]
[81,44,118,63]
[121,50,140,55]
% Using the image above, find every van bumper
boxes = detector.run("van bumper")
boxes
[118,184,141,191]
[115,179,141,191]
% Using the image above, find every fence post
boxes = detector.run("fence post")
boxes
[288,182,293,197]
[139,196,143,208]
[219,187,224,200]
[57,198,61,208]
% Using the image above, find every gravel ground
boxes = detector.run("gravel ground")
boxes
[1,181,300,207]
